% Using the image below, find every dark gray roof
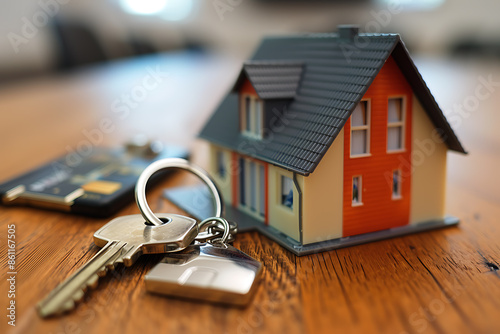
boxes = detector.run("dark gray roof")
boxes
[200,32,466,176]
[232,62,304,99]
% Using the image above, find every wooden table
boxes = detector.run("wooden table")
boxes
[0,52,499,334]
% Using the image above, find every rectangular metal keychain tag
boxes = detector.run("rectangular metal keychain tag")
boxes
[145,242,262,306]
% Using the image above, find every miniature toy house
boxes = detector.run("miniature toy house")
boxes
[196,26,466,255]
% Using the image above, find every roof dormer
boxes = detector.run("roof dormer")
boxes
[232,62,304,139]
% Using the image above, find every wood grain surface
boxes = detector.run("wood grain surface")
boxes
[0,52,499,334]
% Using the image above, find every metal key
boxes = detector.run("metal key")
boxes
[37,213,198,318]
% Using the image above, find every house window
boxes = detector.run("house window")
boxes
[352,176,362,205]
[239,158,246,206]
[259,164,265,216]
[241,95,263,139]
[245,97,251,133]
[387,97,405,151]
[216,150,226,178]
[239,157,266,218]
[392,170,402,199]
[255,100,262,136]
[250,162,257,211]
[351,101,370,156]
[281,175,293,210]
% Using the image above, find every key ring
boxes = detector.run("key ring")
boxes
[195,220,237,243]
[135,158,223,226]
[198,217,230,244]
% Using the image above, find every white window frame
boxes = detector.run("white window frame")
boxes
[387,96,406,153]
[392,169,402,200]
[280,175,294,210]
[350,100,371,158]
[240,94,263,139]
[215,150,226,179]
[352,175,363,206]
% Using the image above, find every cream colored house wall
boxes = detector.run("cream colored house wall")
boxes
[209,144,233,206]
[267,166,301,242]
[301,129,344,244]
[410,95,447,224]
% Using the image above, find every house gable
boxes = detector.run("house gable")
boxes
[343,55,412,237]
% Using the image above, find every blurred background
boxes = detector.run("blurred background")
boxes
[1,0,500,83]
[1,0,499,204]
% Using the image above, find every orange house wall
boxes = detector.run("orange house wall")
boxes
[343,56,413,237]
[240,78,258,95]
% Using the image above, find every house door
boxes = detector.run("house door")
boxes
[238,157,266,222]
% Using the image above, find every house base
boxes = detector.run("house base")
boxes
[163,185,460,256]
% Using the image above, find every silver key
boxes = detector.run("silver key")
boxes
[37,213,198,317]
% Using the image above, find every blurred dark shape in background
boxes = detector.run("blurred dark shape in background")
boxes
[0,0,499,85]
[52,19,109,70]
[450,37,500,59]
[51,18,161,71]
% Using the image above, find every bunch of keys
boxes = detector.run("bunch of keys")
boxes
[37,159,262,317]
